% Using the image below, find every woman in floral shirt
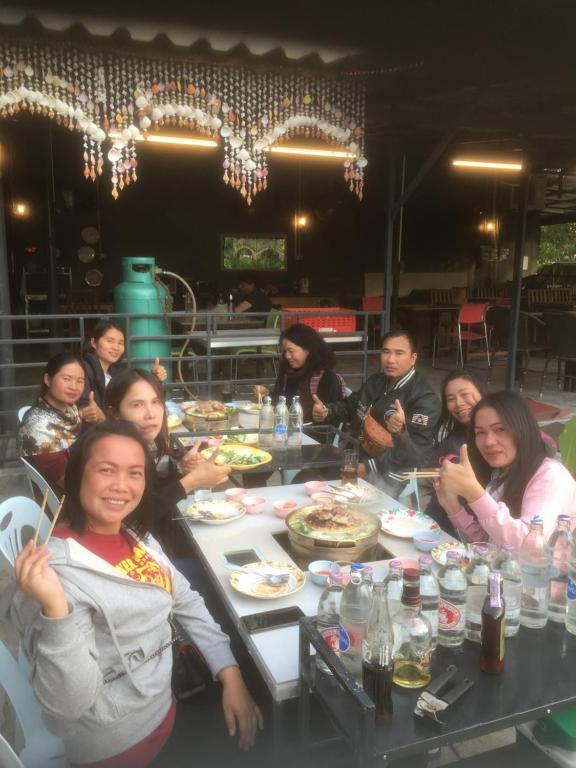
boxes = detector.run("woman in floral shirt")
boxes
[18,352,85,492]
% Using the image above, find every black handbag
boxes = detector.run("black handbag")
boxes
[170,618,212,700]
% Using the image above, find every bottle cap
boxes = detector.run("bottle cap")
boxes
[472,544,490,557]
[558,514,571,522]
[329,571,343,585]
[531,515,543,524]
[418,554,432,565]
[351,563,364,572]
[389,559,403,569]
[446,550,462,561]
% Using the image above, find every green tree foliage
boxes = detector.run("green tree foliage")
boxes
[539,223,576,265]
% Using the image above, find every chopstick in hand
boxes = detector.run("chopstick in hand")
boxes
[400,470,441,479]
[32,489,50,548]
[44,495,66,544]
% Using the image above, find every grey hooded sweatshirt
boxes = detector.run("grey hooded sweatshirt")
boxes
[1,532,237,765]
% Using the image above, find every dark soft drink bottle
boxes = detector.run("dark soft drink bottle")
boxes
[362,582,394,720]
[480,572,505,675]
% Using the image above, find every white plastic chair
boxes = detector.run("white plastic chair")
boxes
[19,458,60,519]
[0,496,51,567]
[17,406,31,423]
[0,734,24,768]
[399,476,421,511]
[0,640,68,767]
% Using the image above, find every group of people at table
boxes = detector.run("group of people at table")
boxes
[4,314,576,767]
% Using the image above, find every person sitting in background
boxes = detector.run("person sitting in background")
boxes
[233,271,272,315]
[79,318,167,424]
[436,390,576,549]
[254,323,347,422]
[18,352,85,491]
[4,421,262,768]
[425,369,486,535]
[312,330,440,497]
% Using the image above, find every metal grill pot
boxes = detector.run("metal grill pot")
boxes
[285,505,380,562]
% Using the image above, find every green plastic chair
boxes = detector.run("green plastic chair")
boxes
[559,416,576,478]
[231,309,280,378]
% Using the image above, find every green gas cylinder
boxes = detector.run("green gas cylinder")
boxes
[114,257,171,380]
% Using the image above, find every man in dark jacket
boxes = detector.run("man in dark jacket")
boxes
[312,330,440,497]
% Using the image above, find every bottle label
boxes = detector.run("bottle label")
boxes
[274,424,287,436]
[342,624,365,654]
[338,625,351,652]
[567,578,576,601]
[320,626,340,655]
[438,599,463,630]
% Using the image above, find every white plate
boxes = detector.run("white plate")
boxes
[185,500,245,525]
[229,561,305,599]
[378,508,439,538]
[431,541,468,566]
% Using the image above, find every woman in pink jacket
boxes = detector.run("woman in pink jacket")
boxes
[436,391,576,549]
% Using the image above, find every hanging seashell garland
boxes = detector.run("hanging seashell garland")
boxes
[0,37,367,203]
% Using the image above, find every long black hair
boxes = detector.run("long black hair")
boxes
[39,352,85,398]
[467,391,553,518]
[277,323,335,378]
[62,420,157,537]
[436,369,487,440]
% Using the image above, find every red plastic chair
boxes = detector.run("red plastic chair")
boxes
[433,302,492,366]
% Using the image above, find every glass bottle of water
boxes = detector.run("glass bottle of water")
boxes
[492,544,522,637]
[316,570,344,674]
[566,525,576,636]
[287,395,304,448]
[464,544,491,642]
[273,395,289,450]
[258,396,274,448]
[520,515,551,630]
[339,564,372,680]
[362,565,374,592]
[384,560,404,619]
[419,555,439,650]
[438,550,467,648]
[548,515,571,623]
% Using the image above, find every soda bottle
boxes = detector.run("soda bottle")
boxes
[316,570,344,674]
[258,396,274,448]
[419,555,439,650]
[464,544,491,642]
[566,525,576,636]
[384,559,403,619]
[287,395,304,448]
[492,544,522,637]
[339,564,372,680]
[273,395,289,450]
[438,550,467,648]
[480,572,505,675]
[520,515,550,629]
[392,569,432,689]
[362,582,394,720]
[548,514,571,623]
[362,565,374,591]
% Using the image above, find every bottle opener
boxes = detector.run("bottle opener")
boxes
[414,665,475,727]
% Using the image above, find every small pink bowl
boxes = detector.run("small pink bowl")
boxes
[273,499,298,519]
[242,495,266,515]
[305,480,327,496]
[207,435,224,447]
[225,487,248,502]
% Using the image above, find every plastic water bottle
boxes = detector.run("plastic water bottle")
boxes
[464,545,491,643]
[258,396,274,448]
[566,526,576,636]
[520,515,550,630]
[438,550,467,648]
[492,544,522,637]
[384,560,404,619]
[419,555,439,650]
[339,564,372,680]
[548,515,571,623]
[287,395,304,448]
[273,395,289,450]
[316,570,344,674]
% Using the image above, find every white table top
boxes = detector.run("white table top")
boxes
[178,480,453,702]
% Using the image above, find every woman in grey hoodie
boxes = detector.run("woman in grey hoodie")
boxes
[7,421,262,767]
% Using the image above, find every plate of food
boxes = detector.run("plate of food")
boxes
[185,499,245,525]
[229,561,305,599]
[200,444,272,470]
[378,508,439,538]
[166,413,183,429]
[431,541,468,566]
[223,430,259,445]
[185,400,228,420]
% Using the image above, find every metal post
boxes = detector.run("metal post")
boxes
[0,139,15,430]
[46,126,60,351]
[383,142,396,333]
[391,154,406,328]
[506,169,531,390]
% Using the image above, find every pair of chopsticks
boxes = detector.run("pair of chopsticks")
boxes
[32,490,66,548]
[400,469,441,479]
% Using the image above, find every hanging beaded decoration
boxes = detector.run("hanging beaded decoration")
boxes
[0,37,367,203]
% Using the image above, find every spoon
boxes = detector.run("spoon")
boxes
[224,563,291,586]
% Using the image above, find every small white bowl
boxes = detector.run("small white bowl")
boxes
[308,560,334,586]
[243,495,266,515]
[225,487,248,502]
[273,499,298,519]
[305,481,327,496]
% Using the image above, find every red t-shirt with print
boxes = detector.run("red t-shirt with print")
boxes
[53,524,176,768]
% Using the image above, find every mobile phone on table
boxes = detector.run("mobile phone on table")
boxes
[241,606,306,634]
[223,548,262,568]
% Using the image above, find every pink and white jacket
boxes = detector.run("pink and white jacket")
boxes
[452,458,576,550]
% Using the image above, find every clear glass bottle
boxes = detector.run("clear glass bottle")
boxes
[362,565,374,591]
[438,550,467,648]
[419,555,439,650]
[362,582,394,720]
[316,570,344,674]
[480,572,505,675]
[566,524,576,636]
[287,395,304,448]
[258,396,274,448]
[520,515,550,630]
[340,564,372,680]
[273,395,289,450]
[492,544,522,637]
[465,544,491,642]
[384,559,404,619]
[392,569,432,689]
[548,514,571,623]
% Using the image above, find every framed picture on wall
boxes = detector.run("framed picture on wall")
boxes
[221,234,288,271]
